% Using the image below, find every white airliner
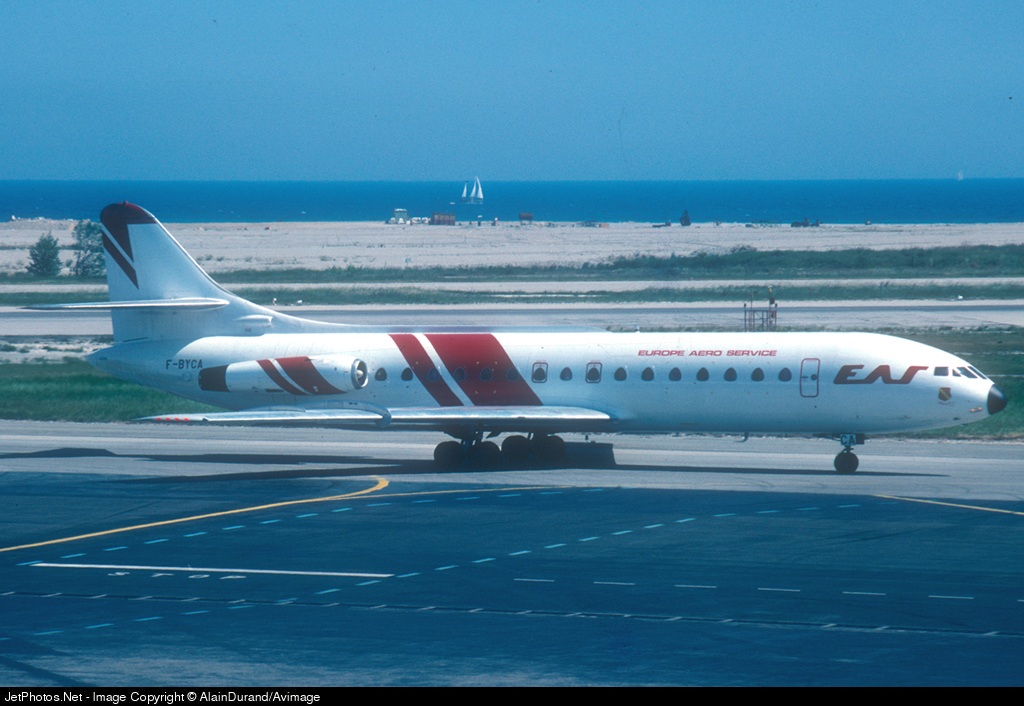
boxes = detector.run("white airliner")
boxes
[36,203,1007,473]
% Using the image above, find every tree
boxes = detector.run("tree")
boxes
[27,232,62,277]
[69,219,105,277]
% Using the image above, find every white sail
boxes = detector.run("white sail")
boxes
[470,176,483,202]
[461,182,468,200]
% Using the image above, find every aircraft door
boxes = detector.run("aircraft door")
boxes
[800,358,820,398]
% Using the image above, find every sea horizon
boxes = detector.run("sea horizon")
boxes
[3,178,1024,225]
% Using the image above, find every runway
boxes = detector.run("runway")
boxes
[1,422,1021,685]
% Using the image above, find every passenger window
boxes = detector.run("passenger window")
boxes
[532,362,548,383]
[506,367,520,381]
[479,367,493,381]
[453,367,467,381]
[751,368,764,381]
[696,367,709,382]
[560,367,573,381]
[614,367,627,381]
[724,368,737,381]
[427,367,441,381]
[401,367,413,381]
[779,368,792,382]
[641,367,654,381]
[586,362,602,383]
[669,367,681,381]
[375,368,388,381]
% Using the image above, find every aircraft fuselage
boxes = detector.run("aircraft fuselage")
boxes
[90,329,998,436]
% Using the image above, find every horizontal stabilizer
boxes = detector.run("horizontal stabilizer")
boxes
[27,298,230,311]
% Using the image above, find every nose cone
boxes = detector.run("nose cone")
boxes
[988,385,1008,416]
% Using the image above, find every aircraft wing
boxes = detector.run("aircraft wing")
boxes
[141,405,616,433]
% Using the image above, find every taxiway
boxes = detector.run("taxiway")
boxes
[1,422,1021,685]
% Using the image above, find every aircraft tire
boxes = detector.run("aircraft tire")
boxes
[532,434,566,464]
[434,440,465,468]
[834,450,859,474]
[501,435,531,464]
[470,440,502,467]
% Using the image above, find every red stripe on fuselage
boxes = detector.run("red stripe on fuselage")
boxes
[276,356,344,395]
[389,333,463,407]
[425,333,542,406]
[257,359,305,396]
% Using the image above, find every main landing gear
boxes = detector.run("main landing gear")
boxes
[433,433,567,469]
[834,433,865,474]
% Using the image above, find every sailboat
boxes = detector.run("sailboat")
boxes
[461,176,483,204]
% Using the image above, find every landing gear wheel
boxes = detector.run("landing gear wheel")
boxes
[501,435,531,464]
[469,440,502,467]
[532,434,566,465]
[834,450,859,474]
[434,440,464,468]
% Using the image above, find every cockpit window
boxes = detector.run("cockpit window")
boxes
[933,367,949,377]
[957,367,978,379]
[967,366,988,380]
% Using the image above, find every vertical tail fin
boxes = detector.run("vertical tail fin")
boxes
[100,202,222,304]
[97,203,292,342]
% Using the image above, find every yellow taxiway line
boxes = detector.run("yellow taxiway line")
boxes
[0,482,568,555]
[0,476,390,554]
[876,493,1024,517]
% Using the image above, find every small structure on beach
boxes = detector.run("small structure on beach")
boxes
[743,287,778,332]
[430,212,455,225]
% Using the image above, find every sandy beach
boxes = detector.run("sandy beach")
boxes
[2,218,1022,276]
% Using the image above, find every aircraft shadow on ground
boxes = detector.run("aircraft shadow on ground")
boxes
[612,462,936,477]
[0,446,431,480]
[1,446,938,480]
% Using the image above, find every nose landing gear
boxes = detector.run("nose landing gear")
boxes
[834,433,865,473]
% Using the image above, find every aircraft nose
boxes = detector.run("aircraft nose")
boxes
[988,385,1008,416]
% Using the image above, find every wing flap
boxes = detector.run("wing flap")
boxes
[140,405,615,432]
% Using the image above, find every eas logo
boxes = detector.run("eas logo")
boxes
[834,364,928,385]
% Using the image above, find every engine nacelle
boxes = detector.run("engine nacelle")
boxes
[199,355,368,395]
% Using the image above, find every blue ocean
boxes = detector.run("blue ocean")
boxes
[2,180,1023,224]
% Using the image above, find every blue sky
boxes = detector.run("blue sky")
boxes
[2,1,1021,181]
